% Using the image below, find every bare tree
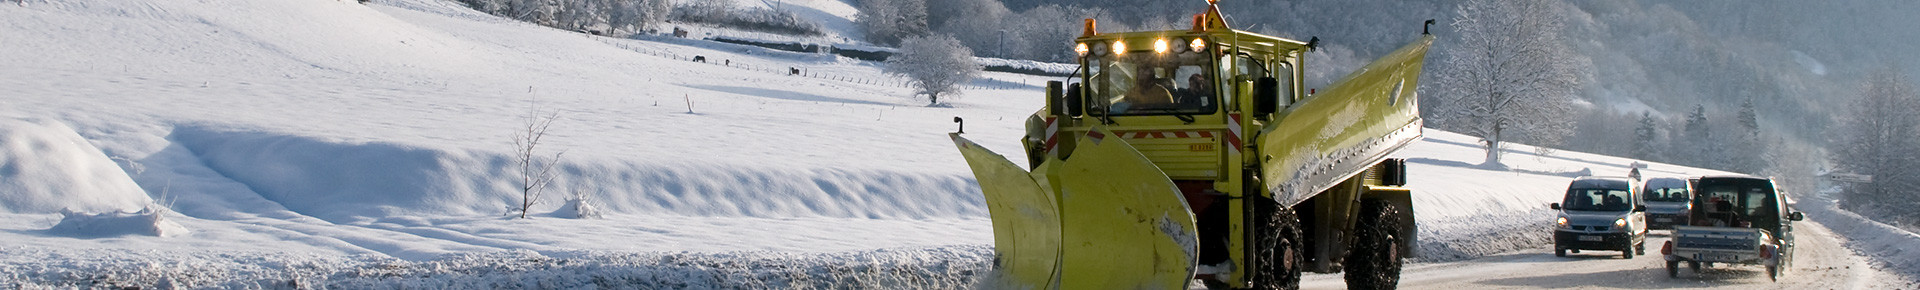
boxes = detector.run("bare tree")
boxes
[1429,0,1588,167]
[1832,69,1920,216]
[884,34,979,106]
[512,96,565,218]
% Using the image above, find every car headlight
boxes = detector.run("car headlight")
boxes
[1556,217,1569,228]
[1614,218,1628,228]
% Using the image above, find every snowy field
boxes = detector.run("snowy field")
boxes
[2,0,1916,288]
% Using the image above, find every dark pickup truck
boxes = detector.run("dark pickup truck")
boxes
[1661,175,1804,281]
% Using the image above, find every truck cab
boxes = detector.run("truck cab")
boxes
[1662,175,1805,281]
[1550,176,1648,258]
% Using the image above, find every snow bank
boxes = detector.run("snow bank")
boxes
[46,206,189,238]
[0,118,151,214]
[1,245,992,289]
[1798,195,1920,282]
[552,195,601,219]
[168,125,986,222]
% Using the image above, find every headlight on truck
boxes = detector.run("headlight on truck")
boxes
[1556,217,1568,228]
[1614,218,1627,229]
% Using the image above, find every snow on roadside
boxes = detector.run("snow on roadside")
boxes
[1,245,992,289]
[1798,193,1920,284]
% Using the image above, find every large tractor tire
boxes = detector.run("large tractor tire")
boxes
[1252,201,1304,290]
[1344,200,1403,290]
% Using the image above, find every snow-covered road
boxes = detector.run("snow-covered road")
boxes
[1303,221,1901,289]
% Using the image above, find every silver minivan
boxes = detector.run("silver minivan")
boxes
[1642,177,1691,229]
[1551,176,1649,258]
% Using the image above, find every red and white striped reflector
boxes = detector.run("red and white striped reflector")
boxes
[1042,117,1060,155]
[1225,113,1244,149]
[1116,131,1216,139]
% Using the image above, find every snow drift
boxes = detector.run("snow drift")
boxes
[46,206,189,238]
[0,118,151,214]
[168,125,987,222]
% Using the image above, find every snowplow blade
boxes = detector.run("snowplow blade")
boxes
[951,128,1199,290]
[1261,35,1433,206]
[951,133,1062,288]
[1054,128,1199,289]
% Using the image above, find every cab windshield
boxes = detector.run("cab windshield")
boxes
[1085,50,1217,116]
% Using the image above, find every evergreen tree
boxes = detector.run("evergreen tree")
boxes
[1681,104,1717,168]
[1725,97,1767,174]
[1633,111,1662,161]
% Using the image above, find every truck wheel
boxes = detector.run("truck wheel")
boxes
[1252,201,1303,290]
[1621,248,1633,259]
[1555,247,1565,257]
[1344,200,1402,290]
[1666,261,1679,278]
[1689,261,1701,272]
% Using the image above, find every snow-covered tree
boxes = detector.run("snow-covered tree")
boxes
[1832,70,1920,215]
[1429,0,1588,167]
[883,34,979,106]
[1679,104,1721,169]
[1724,97,1767,174]
[1633,111,1663,161]
[856,0,928,46]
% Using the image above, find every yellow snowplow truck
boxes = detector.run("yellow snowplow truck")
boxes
[949,2,1433,289]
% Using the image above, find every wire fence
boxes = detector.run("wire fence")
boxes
[594,37,1036,92]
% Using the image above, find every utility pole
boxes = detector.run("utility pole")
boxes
[997,29,1007,58]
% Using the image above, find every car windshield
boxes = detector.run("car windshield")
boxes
[1563,188,1634,212]
[1642,178,1688,202]
[1644,186,1689,202]
[1085,50,1216,116]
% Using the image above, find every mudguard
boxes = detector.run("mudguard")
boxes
[950,128,1200,290]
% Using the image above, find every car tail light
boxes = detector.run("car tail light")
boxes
[1661,241,1672,255]
[1761,244,1774,259]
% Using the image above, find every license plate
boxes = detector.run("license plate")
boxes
[1655,218,1672,223]
[1694,253,1738,262]
[1578,235,1603,242]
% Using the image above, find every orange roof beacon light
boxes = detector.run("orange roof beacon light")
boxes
[1082,18,1097,38]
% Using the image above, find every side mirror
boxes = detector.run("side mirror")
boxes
[1550,203,1561,210]
[1046,81,1065,116]
[1065,83,1084,117]
[1635,205,1647,212]
[1254,77,1280,114]
[1789,212,1804,221]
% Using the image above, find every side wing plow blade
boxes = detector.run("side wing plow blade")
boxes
[950,133,1061,288]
